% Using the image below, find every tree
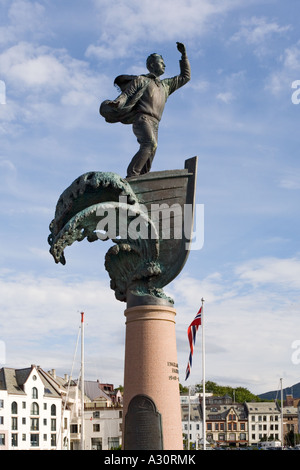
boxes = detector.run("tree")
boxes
[179,383,189,394]
[192,381,261,402]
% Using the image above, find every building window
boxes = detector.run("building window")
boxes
[51,434,56,447]
[22,417,26,425]
[0,434,5,446]
[32,387,38,399]
[11,401,18,414]
[51,404,56,416]
[70,424,78,434]
[91,437,102,450]
[22,434,26,441]
[0,417,3,424]
[0,400,4,408]
[31,402,39,415]
[108,437,119,449]
[22,402,26,409]
[11,433,18,447]
[31,434,39,447]
[51,419,56,431]
[93,424,100,432]
[11,417,18,430]
[31,418,39,431]
[93,411,100,418]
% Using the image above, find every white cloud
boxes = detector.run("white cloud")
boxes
[231,16,291,46]
[87,0,245,60]
[0,42,110,129]
[1,252,300,393]
[265,41,300,95]
[0,271,125,382]
[0,0,47,45]
[216,91,234,103]
[0,42,87,92]
[234,256,300,290]
[170,256,300,392]
[279,169,300,190]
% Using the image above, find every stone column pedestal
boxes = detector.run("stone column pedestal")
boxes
[122,304,183,450]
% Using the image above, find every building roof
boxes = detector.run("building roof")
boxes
[0,367,28,395]
[83,380,111,402]
[0,366,61,398]
[181,403,201,422]
[204,404,247,421]
[283,406,298,415]
[245,402,280,413]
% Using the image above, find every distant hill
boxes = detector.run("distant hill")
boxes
[258,382,300,401]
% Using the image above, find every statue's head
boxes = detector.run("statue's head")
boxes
[146,53,165,77]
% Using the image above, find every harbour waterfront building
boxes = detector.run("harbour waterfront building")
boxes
[0,365,69,450]
[245,402,281,446]
[181,393,203,448]
[200,395,248,448]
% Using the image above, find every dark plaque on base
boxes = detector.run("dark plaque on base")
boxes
[124,395,163,450]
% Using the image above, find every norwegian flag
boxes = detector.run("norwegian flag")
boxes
[185,307,202,380]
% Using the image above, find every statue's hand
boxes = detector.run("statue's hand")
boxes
[176,42,186,55]
[108,96,126,109]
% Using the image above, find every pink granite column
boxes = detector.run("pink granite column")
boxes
[123,304,183,450]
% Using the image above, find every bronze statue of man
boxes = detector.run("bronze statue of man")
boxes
[100,42,191,177]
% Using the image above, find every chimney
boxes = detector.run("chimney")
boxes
[285,394,294,407]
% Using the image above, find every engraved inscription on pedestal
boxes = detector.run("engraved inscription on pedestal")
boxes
[124,395,163,450]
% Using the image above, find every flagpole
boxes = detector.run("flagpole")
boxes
[188,385,191,450]
[80,312,85,451]
[201,298,206,450]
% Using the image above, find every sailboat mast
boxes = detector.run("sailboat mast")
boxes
[280,378,283,449]
[81,312,85,450]
[201,298,206,450]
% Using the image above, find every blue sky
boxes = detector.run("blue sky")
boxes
[0,0,300,395]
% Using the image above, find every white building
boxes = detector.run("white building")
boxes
[0,365,123,451]
[0,365,70,450]
[181,393,202,449]
[245,402,281,446]
[83,407,123,450]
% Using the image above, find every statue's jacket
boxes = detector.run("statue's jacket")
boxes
[100,56,191,125]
